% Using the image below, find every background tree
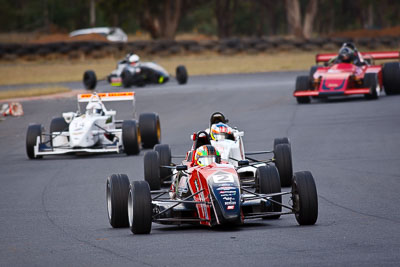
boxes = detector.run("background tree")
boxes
[284,0,318,39]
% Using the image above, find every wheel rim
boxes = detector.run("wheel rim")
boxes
[292,181,300,216]
[137,126,141,146]
[156,119,161,142]
[128,189,133,228]
[106,181,112,220]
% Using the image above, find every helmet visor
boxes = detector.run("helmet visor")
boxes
[197,156,216,166]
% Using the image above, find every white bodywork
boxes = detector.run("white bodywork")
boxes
[69,27,128,42]
[110,61,170,77]
[207,128,264,176]
[34,92,135,157]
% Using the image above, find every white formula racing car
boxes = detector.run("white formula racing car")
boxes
[205,112,293,187]
[26,92,161,159]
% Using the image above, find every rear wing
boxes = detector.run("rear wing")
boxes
[316,51,400,63]
[77,92,135,102]
[77,92,136,117]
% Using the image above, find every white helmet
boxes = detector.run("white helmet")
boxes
[86,102,103,115]
[128,54,140,65]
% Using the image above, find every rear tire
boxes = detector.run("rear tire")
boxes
[83,70,97,90]
[50,117,68,133]
[139,113,161,148]
[154,144,172,185]
[257,165,282,219]
[292,171,318,225]
[176,65,188,85]
[273,137,291,152]
[274,144,293,187]
[106,174,130,228]
[363,73,379,100]
[122,120,140,155]
[121,69,132,88]
[295,75,312,104]
[128,181,152,234]
[382,62,400,95]
[144,151,161,190]
[26,124,43,159]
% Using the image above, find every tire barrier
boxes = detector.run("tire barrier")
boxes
[0,36,399,61]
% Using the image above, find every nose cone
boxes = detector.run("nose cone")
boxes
[69,117,97,147]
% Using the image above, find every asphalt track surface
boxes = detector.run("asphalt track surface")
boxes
[1,72,400,266]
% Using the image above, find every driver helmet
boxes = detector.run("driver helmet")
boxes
[210,123,232,141]
[194,145,220,166]
[128,54,140,66]
[86,102,103,116]
[338,46,355,63]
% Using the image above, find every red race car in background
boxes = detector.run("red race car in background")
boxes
[293,45,400,104]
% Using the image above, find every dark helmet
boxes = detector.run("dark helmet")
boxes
[338,47,355,63]
[210,112,228,127]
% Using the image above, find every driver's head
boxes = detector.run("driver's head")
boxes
[128,54,140,66]
[86,102,103,115]
[210,123,232,141]
[338,47,354,63]
[194,145,220,166]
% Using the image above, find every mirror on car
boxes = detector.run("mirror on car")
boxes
[238,160,249,166]
[176,165,188,171]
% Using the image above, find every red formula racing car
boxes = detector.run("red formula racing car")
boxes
[106,131,318,234]
[294,46,400,104]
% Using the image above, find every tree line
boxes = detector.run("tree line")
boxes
[0,0,399,40]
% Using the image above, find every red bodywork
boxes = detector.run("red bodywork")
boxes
[294,51,400,98]
[185,163,239,226]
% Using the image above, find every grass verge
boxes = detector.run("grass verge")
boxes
[0,86,71,100]
[0,51,320,86]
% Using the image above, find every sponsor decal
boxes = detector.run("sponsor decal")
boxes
[224,201,236,205]
[213,172,234,183]
[227,205,235,210]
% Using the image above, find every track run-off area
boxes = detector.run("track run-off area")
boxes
[0,72,399,266]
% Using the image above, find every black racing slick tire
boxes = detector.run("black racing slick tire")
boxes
[83,70,97,90]
[274,144,293,187]
[382,62,400,95]
[309,65,318,80]
[26,124,43,159]
[292,171,318,225]
[363,73,379,100]
[154,144,172,185]
[139,113,161,148]
[295,75,312,104]
[176,65,188,85]
[128,181,152,234]
[273,137,291,152]
[121,69,132,88]
[144,151,161,190]
[106,174,130,228]
[50,117,68,133]
[257,165,282,219]
[122,120,140,155]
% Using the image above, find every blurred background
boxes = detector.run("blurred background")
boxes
[0,0,399,59]
[0,0,399,92]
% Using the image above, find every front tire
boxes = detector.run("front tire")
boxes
[274,144,293,187]
[176,65,188,85]
[26,124,43,159]
[144,151,161,190]
[295,76,312,104]
[83,70,97,90]
[292,171,318,225]
[273,137,291,152]
[363,73,379,100]
[106,174,130,228]
[121,69,132,88]
[139,113,161,148]
[122,120,140,155]
[382,62,400,95]
[257,165,282,219]
[128,181,152,234]
[154,144,172,185]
